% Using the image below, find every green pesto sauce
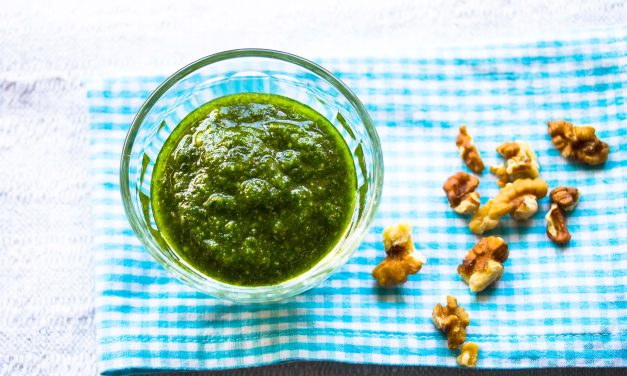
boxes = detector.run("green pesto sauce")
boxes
[152,93,356,286]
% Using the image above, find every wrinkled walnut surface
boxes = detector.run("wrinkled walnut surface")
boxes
[548,120,610,165]
[546,203,571,245]
[372,223,426,287]
[469,178,548,234]
[457,237,509,292]
[443,172,481,214]
[432,296,470,349]
[456,126,485,173]
[550,186,580,212]
[458,342,479,367]
[509,194,539,220]
[545,187,579,245]
[490,141,540,187]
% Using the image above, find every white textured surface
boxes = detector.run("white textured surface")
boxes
[0,1,625,375]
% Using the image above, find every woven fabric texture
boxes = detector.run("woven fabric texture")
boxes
[87,30,626,374]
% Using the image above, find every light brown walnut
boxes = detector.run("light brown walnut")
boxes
[509,194,539,220]
[548,120,610,165]
[442,172,481,215]
[490,141,540,187]
[372,223,426,287]
[457,237,509,292]
[456,126,485,173]
[432,296,470,349]
[469,178,548,234]
[457,342,479,367]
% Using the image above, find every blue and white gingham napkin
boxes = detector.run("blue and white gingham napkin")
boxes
[88,29,627,374]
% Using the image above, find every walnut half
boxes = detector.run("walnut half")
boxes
[457,237,509,292]
[546,204,571,245]
[548,120,610,165]
[509,194,539,220]
[456,126,485,173]
[550,186,580,212]
[490,141,540,187]
[457,342,479,367]
[442,172,481,215]
[372,223,426,287]
[432,296,470,349]
[469,178,548,234]
[545,186,579,245]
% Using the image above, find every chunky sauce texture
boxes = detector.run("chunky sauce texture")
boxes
[152,93,356,286]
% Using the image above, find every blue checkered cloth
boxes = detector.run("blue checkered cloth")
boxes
[88,30,627,374]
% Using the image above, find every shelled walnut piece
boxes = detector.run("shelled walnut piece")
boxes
[457,342,479,367]
[550,186,580,212]
[509,194,539,220]
[372,223,426,287]
[548,120,610,165]
[456,126,485,173]
[546,187,580,245]
[442,172,481,215]
[490,141,540,187]
[457,237,509,292]
[469,178,548,234]
[432,296,470,349]
[546,204,570,244]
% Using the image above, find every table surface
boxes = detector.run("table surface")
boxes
[1,1,625,375]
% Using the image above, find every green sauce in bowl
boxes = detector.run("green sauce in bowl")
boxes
[152,93,357,286]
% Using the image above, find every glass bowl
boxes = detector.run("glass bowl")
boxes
[120,49,383,303]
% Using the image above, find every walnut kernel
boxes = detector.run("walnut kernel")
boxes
[548,120,610,165]
[432,296,470,349]
[442,172,481,215]
[457,237,509,292]
[467,201,497,234]
[550,186,580,212]
[490,141,540,187]
[457,342,479,367]
[456,126,485,173]
[372,223,426,287]
[546,204,571,245]
[469,178,548,234]
[545,186,579,245]
[509,194,539,220]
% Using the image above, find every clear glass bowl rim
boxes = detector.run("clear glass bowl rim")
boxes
[120,48,384,302]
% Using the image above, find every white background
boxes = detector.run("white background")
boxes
[1,1,625,375]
